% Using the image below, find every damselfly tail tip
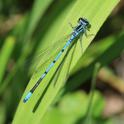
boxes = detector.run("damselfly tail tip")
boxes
[23,92,32,103]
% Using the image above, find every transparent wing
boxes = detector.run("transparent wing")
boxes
[26,33,72,73]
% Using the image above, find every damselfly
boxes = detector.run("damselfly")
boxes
[23,17,91,103]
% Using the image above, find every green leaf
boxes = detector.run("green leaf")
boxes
[66,31,124,91]
[13,0,119,124]
[0,36,15,84]
[41,91,105,124]
[0,0,54,95]
[84,63,101,124]
[25,0,54,40]
[0,102,6,124]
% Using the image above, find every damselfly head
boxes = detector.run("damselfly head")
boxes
[78,17,91,30]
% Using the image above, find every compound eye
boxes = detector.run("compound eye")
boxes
[83,18,88,23]
[87,23,91,29]
[78,17,83,23]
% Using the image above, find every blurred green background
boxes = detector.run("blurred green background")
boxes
[0,0,124,124]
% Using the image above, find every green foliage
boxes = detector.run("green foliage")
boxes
[0,36,15,84]
[41,91,105,124]
[12,0,119,124]
[0,0,121,124]
[0,102,6,124]
[66,31,124,91]
[84,63,101,124]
